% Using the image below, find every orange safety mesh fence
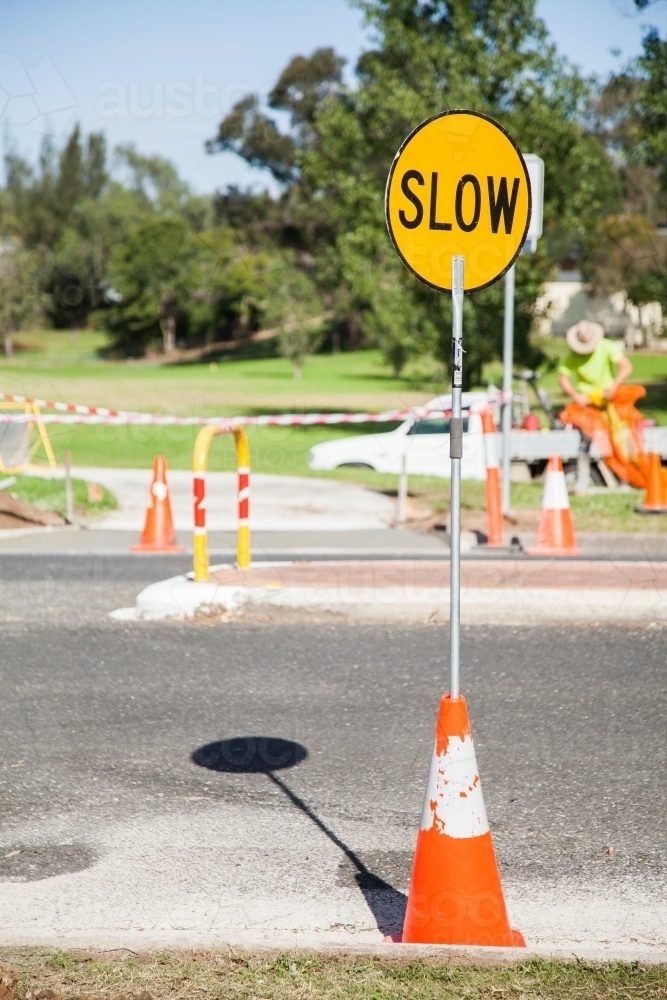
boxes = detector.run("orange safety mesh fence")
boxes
[559,385,660,489]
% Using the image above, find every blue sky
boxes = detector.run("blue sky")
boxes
[1,0,667,194]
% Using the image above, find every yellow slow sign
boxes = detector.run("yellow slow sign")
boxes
[385,110,531,292]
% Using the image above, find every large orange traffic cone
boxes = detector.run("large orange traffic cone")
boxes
[528,455,581,556]
[481,407,504,547]
[636,452,667,514]
[402,695,525,947]
[131,455,184,552]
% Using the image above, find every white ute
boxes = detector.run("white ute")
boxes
[308,392,490,480]
[309,389,667,485]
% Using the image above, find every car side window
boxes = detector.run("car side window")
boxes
[408,417,469,435]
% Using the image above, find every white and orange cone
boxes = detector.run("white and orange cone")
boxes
[481,407,504,547]
[131,455,184,553]
[636,452,667,514]
[401,695,525,947]
[528,455,581,556]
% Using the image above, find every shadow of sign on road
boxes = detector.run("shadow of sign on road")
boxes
[192,736,406,936]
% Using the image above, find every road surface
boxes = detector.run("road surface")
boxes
[0,557,665,958]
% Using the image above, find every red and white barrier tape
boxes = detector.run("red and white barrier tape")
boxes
[0,391,125,417]
[0,390,511,427]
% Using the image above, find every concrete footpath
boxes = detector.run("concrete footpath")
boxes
[117,557,667,624]
[29,467,398,531]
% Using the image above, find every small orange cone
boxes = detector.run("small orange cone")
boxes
[481,407,503,547]
[636,452,667,514]
[131,455,184,553]
[402,695,525,947]
[528,455,581,557]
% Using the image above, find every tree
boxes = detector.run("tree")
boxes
[114,144,210,227]
[208,1,621,383]
[2,127,108,246]
[263,268,324,378]
[105,216,194,354]
[636,27,667,201]
[0,127,215,335]
[0,244,48,356]
[583,16,667,339]
[582,214,667,344]
[206,47,345,185]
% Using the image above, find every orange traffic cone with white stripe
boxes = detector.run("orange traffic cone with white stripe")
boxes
[401,695,525,947]
[636,452,667,514]
[131,455,184,552]
[481,407,504,547]
[528,455,581,557]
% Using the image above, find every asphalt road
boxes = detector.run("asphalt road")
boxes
[0,560,665,956]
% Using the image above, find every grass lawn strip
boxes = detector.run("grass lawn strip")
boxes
[2,335,667,423]
[0,474,117,521]
[1,950,666,1000]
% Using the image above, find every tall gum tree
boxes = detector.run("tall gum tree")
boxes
[207,1,622,383]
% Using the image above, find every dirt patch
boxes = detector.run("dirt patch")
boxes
[192,604,351,625]
[462,507,540,533]
[0,494,66,529]
[0,965,18,1000]
[409,507,540,535]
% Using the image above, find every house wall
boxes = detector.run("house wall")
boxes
[536,271,665,349]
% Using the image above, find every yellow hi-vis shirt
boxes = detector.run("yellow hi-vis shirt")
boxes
[558,338,625,394]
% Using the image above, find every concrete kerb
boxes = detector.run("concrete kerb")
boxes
[110,562,667,624]
[1,932,665,965]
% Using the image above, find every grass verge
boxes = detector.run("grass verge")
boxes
[0,474,117,521]
[319,473,667,534]
[1,950,666,1000]
[405,479,667,534]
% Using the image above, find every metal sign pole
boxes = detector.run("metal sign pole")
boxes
[501,262,515,515]
[450,255,464,700]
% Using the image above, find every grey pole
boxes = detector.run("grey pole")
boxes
[450,255,464,701]
[64,449,74,524]
[501,263,515,515]
[397,452,408,527]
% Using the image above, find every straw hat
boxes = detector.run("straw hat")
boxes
[566,320,604,355]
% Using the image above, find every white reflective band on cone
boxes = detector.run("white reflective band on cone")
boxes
[542,470,570,510]
[484,433,499,469]
[419,735,490,839]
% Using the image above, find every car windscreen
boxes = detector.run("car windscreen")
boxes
[407,416,469,435]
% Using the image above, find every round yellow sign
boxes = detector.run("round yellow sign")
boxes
[385,110,531,293]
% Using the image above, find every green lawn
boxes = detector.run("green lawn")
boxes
[4,329,667,421]
[0,949,665,1000]
[453,479,666,533]
[0,332,443,415]
[38,421,401,473]
[0,472,117,520]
